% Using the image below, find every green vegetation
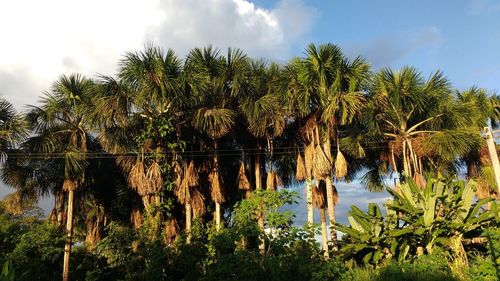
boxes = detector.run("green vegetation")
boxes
[0,43,499,280]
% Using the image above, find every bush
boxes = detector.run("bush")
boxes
[9,222,65,281]
[377,255,459,281]
[466,255,497,281]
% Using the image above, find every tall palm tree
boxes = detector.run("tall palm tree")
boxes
[186,46,246,231]
[360,67,481,189]
[25,74,94,281]
[287,43,369,243]
[457,87,500,199]
[239,60,286,251]
[96,45,184,236]
[0,97,28,160]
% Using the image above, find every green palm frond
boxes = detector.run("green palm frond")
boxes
[192,107,236,139]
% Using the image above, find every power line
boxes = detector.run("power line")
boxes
[5,144,391,159]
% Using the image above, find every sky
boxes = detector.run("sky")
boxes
[0,0,499,220]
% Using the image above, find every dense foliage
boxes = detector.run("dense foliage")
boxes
[0,43,499,280]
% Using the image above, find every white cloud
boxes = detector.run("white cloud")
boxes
[0,0,316,110]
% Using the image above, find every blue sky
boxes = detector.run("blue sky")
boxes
[284,0,499,91]
[0,0,498,222]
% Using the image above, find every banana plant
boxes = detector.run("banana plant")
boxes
[336,203,408,267]
[385,176,498,268]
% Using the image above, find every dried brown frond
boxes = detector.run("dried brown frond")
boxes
[116,155,136,173]
[413,172,426,189]
[480,145,491,165]
[2,192,23,215]
[164,217,178,246]
[186,161,199,187]
[313,145,331,179]
[146,161,163,193]
[334,150,348,179]
[129,161,148,196]
[305,143,315,177]
[173,161,183,190]
[209,170,224,203]
[199,160,212,173]
[266,171,282,191]
[176,176,190,205]
[237,162,251,190]
[296,153,306,181]
[304,115,318,142]
[130,207,143,228]
[63,179,78,192]
[312,181,326,208]
[476,179,490,199]
[191,189,206,217]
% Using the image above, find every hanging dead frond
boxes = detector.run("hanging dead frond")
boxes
[237,162,251,191]
[146,161,162,194]
[164,217,178,246]
[305,143,315,177]
[413,172,426,189]
[313,145,331,179]
[2,192,24,215]
[477,179,491,199]
[334,150,348,179]
[312,181,326,208]
[176,177,190,205]
[296,153,306,181]
[266,171,283,191]
[130,207,143,228]
[199,159,212,173]
[62,179,78,192]
[191,189,206,217]
[186,161,199,187]
[173,161,183,190]
[209,170,224,203]
[129,161,148,196]
[304,115,318,142]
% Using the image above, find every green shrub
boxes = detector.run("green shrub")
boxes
[377,255,459,281]
[466,255,497,281]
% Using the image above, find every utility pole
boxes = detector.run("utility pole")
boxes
[483,127,500,194]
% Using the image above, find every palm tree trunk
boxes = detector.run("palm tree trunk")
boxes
[186,202,192,243]
[306,178,314,231]
[213,140,222,231]
[320,207,329,259]
[402,140,410,176]
[56,190,65,226]
[255,144,265,255]
[325,176,337,241]
[62,189,74,281]
[215,202,221,231]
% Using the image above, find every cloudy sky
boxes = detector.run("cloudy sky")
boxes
[0,0,499,219]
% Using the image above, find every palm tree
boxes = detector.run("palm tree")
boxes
[25,74,94,281]
[456,87,500,199]
[287,43,370,243]
[0,97,28,160]
[186,46,246,231]
[96,45,184,236]
[353,66,482,198]
[239,60,286,251]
